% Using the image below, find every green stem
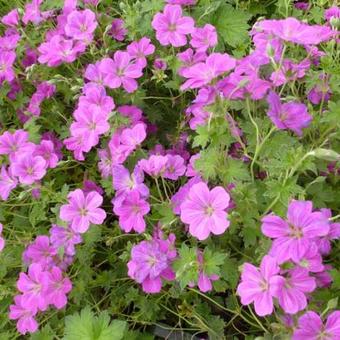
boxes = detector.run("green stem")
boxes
[155,177,164,201]
[246,98,260,181]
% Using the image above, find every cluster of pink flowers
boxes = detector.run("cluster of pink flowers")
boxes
[38,3,97,67]
[237,200,340,318]
[9,185,105,334]
[128,230,176,293]
[0,130,62,199]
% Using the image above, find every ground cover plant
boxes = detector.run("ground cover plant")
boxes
[0,0,339,339]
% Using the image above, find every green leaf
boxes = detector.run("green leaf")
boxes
[213,4,251,47]
[203,248,226,277]
[173,244,198,289]
[64,307,126,340]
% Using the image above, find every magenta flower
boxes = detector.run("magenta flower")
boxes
[293,311,340,340]
[79,86,115,114]
[112,165,149,200]
[22,0,44,25]
[295,243,324,273]
[163,154,186,180]
[34,140,59,169]
[60,189,106,233]
[97,149,112,178]
[46,266,72,309]
[109,19,127,41]
[325,6,340,23]
[127,233,176,293]
[113,191,150,233]
[0,51,16,83]
[117,105,143,125]
[64,9,97,41]
[237,255,283,316]
[50,224,82,256]
[9,295,38,335]
[84,61,106,85]
[0,223,5,252]
[1,9,19,27]
[127,37,155,68]
[190,24,218,52]
[181,53,236,90]
[271,268,316,314]
[0,166,17,200]
[17,263,50,311]
[0,130,31,160]
[316,209,340,255]
[11,154,47,185]
[138,155,168,177]
[152,5,195,47]
[23,236,57,269]
[171,175,201,214]
[177,48,207,76]
[99,52,143,93]
[38,35,86,67]
[119,123,147,151]
[64,132,92,161]
[266,91,312,136]
[258,18,333,45]
[70,106,109,147]
[262,200,330,264]
[180,182,230,240]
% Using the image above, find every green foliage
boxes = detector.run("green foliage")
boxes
[64,307,126,340]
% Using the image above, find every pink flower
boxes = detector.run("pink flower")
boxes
[0,130,32,160]
[113,191,150,233]
[34,140,59,169]
[99,52,143,93]
[237,255,283,316]
[266,91,312,136]
[50,224,82,256]
[117,105,143,125]
[9,295,38,335]
[177,48,207,76]
[0,223,5,252]
[17,263,50,311]
[64,9,97,41]
[295,243,324,273]
[258,18,333,45]
[315,208,340,255]
[70,106,109,147]
[181,53,236,90]
[64,132,92,161]
[127,37,155,68]
[23,0,44,25]
[23,236,57,269]
[293,311,340,340]
[11,154,47,185]
[180,181,230,240]
[60,189,106,233]
[271,268,316,314]
[98,149,112,178]
[127,233,176,293]
[190,24,218,52]
[138,155,168,177]
[119,123,147,151]
[0,51,16,83]
[152,5,195,47]
[261,200,330,264]
[46,266,72,309]
[84,61,106,85]
[163,154,186,180]
[109,19,127,41]
[38,35,86,67]
[0,166,17,200]
[1,9,19,27]
[324,6,340,23]
[112,165,149,201]
[79,86,115,114]
[171,175,202,214]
